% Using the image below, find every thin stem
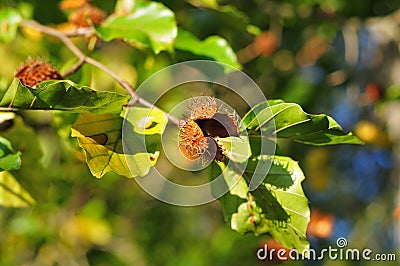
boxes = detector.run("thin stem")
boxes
[21,20,134,94]
[62,57,85,77]
[21,21,85,58]
[20,20,180,125]
[64,27,95,37]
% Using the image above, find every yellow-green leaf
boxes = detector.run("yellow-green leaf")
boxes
[215,136,251,163]
[0,171,35,207]
[71,111,163,178]
[126,106,168,135]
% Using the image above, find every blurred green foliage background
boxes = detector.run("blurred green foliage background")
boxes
[0,0,400,265]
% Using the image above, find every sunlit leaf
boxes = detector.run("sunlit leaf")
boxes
[0,8,22,43]
[0,79,130,114]
[114,0,136,14]
[0,136,21,171]
[0,112,15,123]
[71,110,165,178]
[215,136,251,163]
[71,113,137,178]
[96,0,177,53]
[125,106,168,135]
[0,171,35,207]
[211,155,310,252]
[175,28,241,70]
[243,100,363,146]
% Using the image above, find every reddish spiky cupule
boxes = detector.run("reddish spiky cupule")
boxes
[14,58,62,88]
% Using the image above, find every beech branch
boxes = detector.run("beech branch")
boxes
[20,20,180,125]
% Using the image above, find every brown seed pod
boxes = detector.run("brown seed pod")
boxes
[14,58,62,88]
[178,97,240,162]
[189,96,218,119]
[195,113,240,138]
[68,4,107,27]
[179,119,209,160]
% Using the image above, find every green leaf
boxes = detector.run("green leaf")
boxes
[1,116,44,200]
[243,99,363,146]
[245,156,309,252]
[211,155,310,252]
[71,108,167,178]
[96,0,177,54]
[0,8,22,43]
[0,79,130,114]
[215,136,251,163]
[0,136,21,171]
[175,28,241,70]
[0,171,35,207]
